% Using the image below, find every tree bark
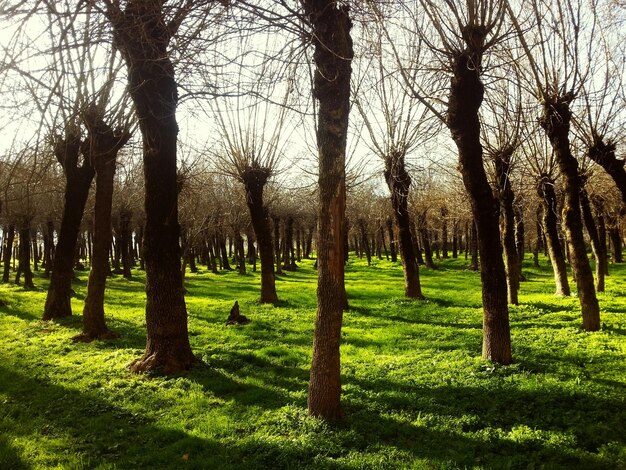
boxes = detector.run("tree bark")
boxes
[107,2,197,372]
[384,153,424,298]
[537,176,571,295]
[448,41,511,364]
[494,150,520,305]
[580,186,605,292]
[540,94,600,331]
[304,0,353,420]
[2,224,14,283]
[43,132,94,321]
[16,223,34,288]
[77,113,130,342]
[586,136,626,205]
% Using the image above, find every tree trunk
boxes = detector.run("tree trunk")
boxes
[538,176,571,296]
[591,196,609,276]
[43,132,94,321]
[470,220,479,271]
[586,136,626,205]
[494,150,519,305]
[608,224,622,263]
[304,0,353,420]
[2,224,14,283]
[78,115,130,342]
[120,209,133,279]
[272,216,283,275]
[17,223,34,289]
[109,2,197,372]
[441,207,449,258]
[514,206,525,280]
[540,94,600,331]
[43,220,54,277]
[384,153,424,298]
[448,45,511,364]
[580,186,606,292]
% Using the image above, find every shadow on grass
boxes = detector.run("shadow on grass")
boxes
[343,373,624,468]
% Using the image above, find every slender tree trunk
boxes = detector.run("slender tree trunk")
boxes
[592,197,609,276]
[540,94,600,331]
[538,176,571,296]
[441,207,449,258]
[109,2,197,372]
[514,206,525,280]
[607,221,622,263]
[304,0,353,420]
[448,45,511,364]
[17,223,34,289]
[469,221,479,271]
[494,150,519,305]
[580,186,605,292]
[43,220,54,277]
[272,216,283,275]
[43,132,94,321]
[384,153,424,298]
[78,115,130,341]
[2,225,14,283]
[120,209,133,279]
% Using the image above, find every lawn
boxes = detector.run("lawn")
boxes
[0,253,624,469]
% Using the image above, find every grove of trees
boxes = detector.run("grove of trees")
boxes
[0,0,624,421]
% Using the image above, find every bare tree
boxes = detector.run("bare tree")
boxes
[508,0,601,331]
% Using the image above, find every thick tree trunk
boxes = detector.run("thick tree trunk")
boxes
[43,132,94,321]
[540,94,600,331]
[109,2,196,372]
[78,116,129,342]
[608,224,622,263]
[494,150,520,305]
[448,45,511,364]
[384,153,424,298]
[538,176,571,296]
[304,0,353,420]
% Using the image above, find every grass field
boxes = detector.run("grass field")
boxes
[0,253,624,469]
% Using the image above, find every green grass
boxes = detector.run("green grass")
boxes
[0,253,624,469]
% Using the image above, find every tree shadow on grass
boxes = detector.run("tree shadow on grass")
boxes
[343,372,624,468]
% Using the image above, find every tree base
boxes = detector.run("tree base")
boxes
[129,348,200,374]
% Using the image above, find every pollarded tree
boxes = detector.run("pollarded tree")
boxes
[97,0,228,372]
[207,47,295,304]
[354,10,441,298]
[508,0,600,331]
[301,0,354,420]
[406,0,512,363]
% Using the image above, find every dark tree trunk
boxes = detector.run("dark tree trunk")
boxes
[494,149,520,305]
[580,185,606,292]
[464,221,469,260]
[2,224,14,283]
[304,0,352,420]
[77,113,130,342]
[32,230,39,272]
[120,209,133,280]
[586,136,626,205]
[296,228,302,262]
[305,222,314,259]
[608,224,622,263]
[411,222,424,266]
[283,216,296,270]
[534,205,542,268]
[272,216,283,275]
[43,220,54,277]
[16,223,34,288]
[418,214,435,269]
[109,2,197,372]
[448,44,511,364]
[384,153,424,298]
[241,167,277,302]
[538,176,570,295]
[234,230,246,275]
[218,232,231,270]
[43,132,94,321]
[540,94,600,331]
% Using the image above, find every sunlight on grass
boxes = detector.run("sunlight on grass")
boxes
[0,254,624,469]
